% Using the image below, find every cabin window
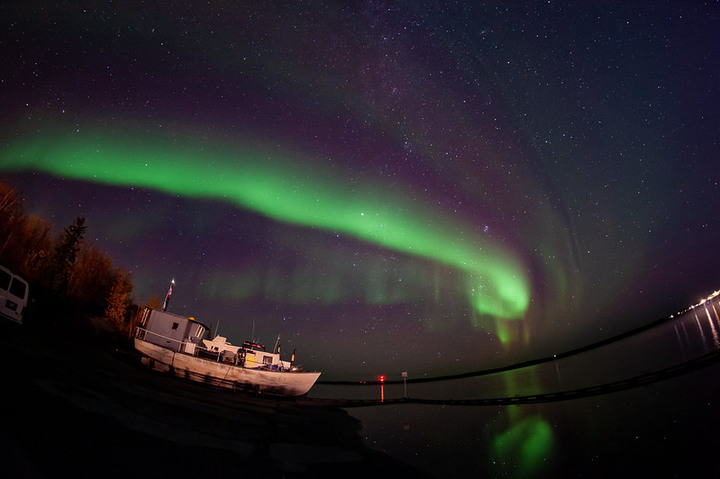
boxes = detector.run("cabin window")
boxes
[171,322,179,330]
[263,355,273,365]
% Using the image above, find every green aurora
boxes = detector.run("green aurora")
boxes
[1,128,531,319]
[492,415,554,477]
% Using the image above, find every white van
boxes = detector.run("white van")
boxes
[0,265,29,324]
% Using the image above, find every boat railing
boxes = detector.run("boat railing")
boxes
[135,327,297,370]
[135,326,181,345]
[135,327,203,354]
[135,327,237,363]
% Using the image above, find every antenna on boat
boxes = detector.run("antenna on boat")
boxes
[251,319,255,342]
[273,334,280,354]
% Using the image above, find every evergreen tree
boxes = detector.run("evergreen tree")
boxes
[52,216,87,295]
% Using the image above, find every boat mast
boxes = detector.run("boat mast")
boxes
[273,334,280,354]
[161,278,174,311]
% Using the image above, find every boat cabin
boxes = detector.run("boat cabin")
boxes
[136,307,295,371]
[137,307,209,353]
[202,335,292,371]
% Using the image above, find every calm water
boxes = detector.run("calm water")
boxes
[310,294,720,477]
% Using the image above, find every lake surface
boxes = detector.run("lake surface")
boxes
[310,293,720,477]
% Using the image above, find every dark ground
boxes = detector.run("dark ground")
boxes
[0,319,429,479]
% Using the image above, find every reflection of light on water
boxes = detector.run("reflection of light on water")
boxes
[674,323,690,356]
[695,313,707,345]
[711,301,720,323]
[691,296,720,348]
[669,290,720,352]
[379,375,385,403]
[670,292,720,352]
[704,304,720,348]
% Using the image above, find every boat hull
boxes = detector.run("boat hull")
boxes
[134,338,321,396]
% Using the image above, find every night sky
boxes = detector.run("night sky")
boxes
[1,2,719,380]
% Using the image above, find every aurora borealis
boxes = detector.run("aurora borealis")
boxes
[2,128,530,320]
[2,2,720,477]
[2,2,719,381]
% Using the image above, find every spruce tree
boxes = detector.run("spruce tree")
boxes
[52,216,87,295]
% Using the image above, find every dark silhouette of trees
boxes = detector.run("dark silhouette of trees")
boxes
[0,182,31,273]
[52,216,87,295]
[67,243,114,310]
[106,268,133,332]
[20,215,53,284]
[0,180,137,335]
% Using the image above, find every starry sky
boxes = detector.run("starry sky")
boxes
[1,2,719,380]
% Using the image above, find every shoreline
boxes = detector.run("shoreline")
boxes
[0,321,430,478]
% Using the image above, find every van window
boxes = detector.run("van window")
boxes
[9,278,27,299]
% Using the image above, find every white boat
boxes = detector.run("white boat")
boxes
[134,307,321,396]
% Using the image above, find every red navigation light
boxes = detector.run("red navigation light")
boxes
[379,375,385,383]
